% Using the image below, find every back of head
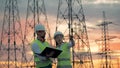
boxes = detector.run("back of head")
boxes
[35,24,45,32]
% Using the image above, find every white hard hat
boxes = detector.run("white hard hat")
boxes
[35,24,45,32]
[54,31,64,39]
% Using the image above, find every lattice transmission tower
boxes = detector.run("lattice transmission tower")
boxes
[56,0,94,68]
[0,0,26,68]
[97,11,113,68]
[23,0,51,67]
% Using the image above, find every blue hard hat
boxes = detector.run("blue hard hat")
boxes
[35,24,45,32]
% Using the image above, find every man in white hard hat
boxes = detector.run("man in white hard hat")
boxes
[54,31,75,68]
[31,24,52,68]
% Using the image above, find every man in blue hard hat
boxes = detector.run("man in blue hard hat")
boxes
[31,24,52,68]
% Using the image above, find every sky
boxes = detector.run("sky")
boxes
[0,0,120,49]
[0,0,120,67]
[0,0,120,52]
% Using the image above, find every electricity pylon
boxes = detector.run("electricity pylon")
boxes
[23,0,51,67]
[56,0,94,68]
[97,11,113,68]
[0,0,25,68]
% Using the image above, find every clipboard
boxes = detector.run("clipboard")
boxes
[40,47,62,58]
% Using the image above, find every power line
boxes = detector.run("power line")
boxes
[97,11,113,68]
[56,0,94,68]
[0,0,24,68]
